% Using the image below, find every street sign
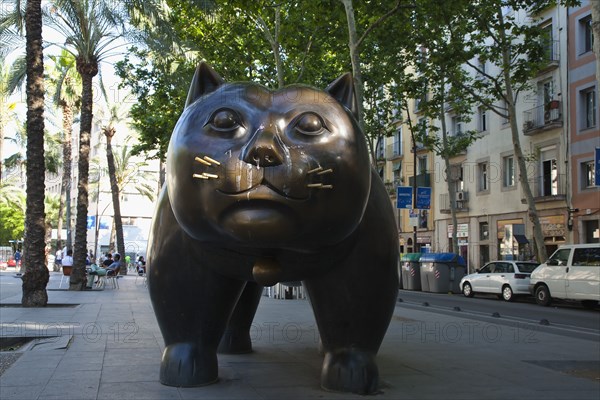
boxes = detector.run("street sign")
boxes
[416,187,432,209]
[87,216,96,229]
[595,148,599,187]
[396,186,413,209]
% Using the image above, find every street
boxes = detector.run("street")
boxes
[397,289,600,341]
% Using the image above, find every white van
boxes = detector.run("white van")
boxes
[529,244,600,307]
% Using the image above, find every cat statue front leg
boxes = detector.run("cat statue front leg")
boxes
[148,188,246,386]
[304,175,399,394]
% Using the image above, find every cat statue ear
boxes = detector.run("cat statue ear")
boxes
[326,73,358,119]
[185,62,225,108]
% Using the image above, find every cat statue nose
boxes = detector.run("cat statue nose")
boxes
[241,125,285,167]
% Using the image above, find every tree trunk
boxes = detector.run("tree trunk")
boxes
[21,0,48,307]
[497,8,547,262]
[105,130,126,274]
[0,122,4,184]
[591,1,600,87]
[341,0,366,132]
[71,63,97,290]
[438,78,459,256]
[56,102,74,257]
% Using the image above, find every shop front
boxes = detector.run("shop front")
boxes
[539,214,567,255]
[496,218,531,261]
[448,223,469,271]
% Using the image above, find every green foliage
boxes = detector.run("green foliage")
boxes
[0,181,25,246]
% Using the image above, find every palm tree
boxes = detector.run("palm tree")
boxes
[100,105,127,273]
[43,0,168,290]
[0,56,22,184]
[47,51,81,254]
[42,0,129,289]
[21,0,48,306]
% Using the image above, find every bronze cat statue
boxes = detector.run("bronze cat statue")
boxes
[147,62,399,395]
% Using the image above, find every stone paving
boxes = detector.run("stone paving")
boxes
[0,272,598,399]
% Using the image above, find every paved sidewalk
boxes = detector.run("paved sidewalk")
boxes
[0,271,599,399]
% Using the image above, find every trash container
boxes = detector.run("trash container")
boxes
[400,253,422,291]
[419,253,467,293]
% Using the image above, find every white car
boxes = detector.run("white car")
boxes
[460,261,539,301]
[529,244,600,307]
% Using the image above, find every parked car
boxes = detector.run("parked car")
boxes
[460,261,539,301]
[529,244,600,307]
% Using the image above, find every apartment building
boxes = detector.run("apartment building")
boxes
[381,3,599,272]
[380,102,435,255]
[568,4,600,244]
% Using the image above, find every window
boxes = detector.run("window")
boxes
[548,249,571,266]
[393,163,401,184]
[479,222,489,241]
[572,247,600,266]
[540,146,559,196]
[418,155,428,174]
[582,87,597,129]
[451,116,463,136]
[582,161,596,188]
[478,107,487,132]
[478,162,489,192]
[542,159,558,196]
[540,80,554,106]
[375,139,384,160]
[454,165,464,192]
[503,156,515,187]
[393,129,402,157]
[541,24,554,61]
[580,15,593,54]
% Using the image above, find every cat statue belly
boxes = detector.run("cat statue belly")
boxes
[147,63,399,395]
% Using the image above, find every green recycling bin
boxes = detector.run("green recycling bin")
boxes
[419,253,467,293]
[400,253,422,291]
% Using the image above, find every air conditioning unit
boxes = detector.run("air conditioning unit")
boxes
[456,191,468,201]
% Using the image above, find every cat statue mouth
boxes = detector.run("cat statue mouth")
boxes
[193,153,333,201]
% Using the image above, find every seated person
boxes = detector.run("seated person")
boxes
[86,254,121,289]
[137,256,146,276]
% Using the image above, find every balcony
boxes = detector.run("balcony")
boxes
[530,173,567,202]
[384,179,404,196]
[385,141,403,160]
[408,173,432,188]
[439,191,469,214]
[522,101,562,135]
[536,40,560,75]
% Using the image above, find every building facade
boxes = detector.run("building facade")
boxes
[381,2,599,272]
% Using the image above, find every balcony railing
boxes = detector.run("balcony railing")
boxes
[439,191,469,213]
[408,173,431,188]
[385,141,403,159]
[522,101,562,135]
[538,40,560,73]
[530,173,567,201]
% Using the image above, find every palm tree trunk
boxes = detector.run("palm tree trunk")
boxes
[106,133,126,274]
[21,0,49,307]
[71,67,96,290]
[55,102,73,257]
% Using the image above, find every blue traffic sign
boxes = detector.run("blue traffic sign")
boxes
[396,186,413,209]
[416,187,432,209]
[595,148,599,187]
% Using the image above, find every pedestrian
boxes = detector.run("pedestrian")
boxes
[14,249,21,267]
[102,253,113,268]
[62,249,74,274]
[54,248,63,272]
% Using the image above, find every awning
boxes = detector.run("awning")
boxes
[513,234,529,244]
[393,163,401,171]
